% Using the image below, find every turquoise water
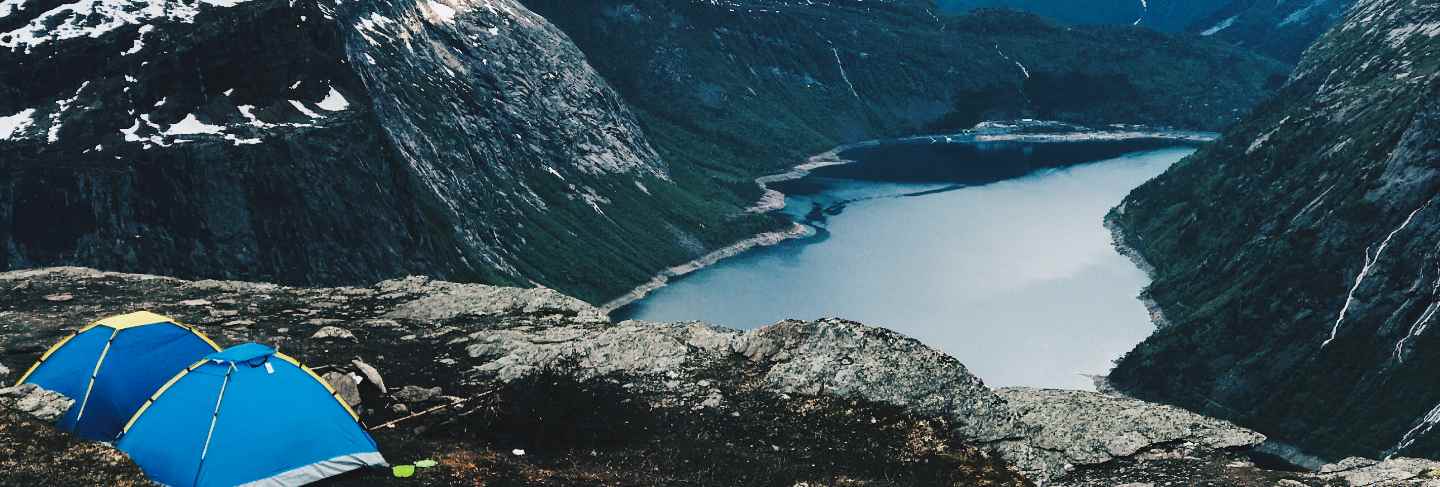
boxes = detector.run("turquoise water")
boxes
[616,145,1195,390]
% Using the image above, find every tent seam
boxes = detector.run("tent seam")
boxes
[73,328,120,426]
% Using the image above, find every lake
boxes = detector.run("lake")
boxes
[614,139,1197,390]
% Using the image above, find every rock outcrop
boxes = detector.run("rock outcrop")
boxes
[1318,457,1440,485]
[991,388,1265,480]
[0,384,75,423]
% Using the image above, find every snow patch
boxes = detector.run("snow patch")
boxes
[0,108,36,140]
[1201,16,1238,36]
[354,12,396,47]
[1279,0,1326,27]
[288,100,322,118]
[47,81,88,143]
[424,0,456,22]
[1,0,258,53]
[238,105,275,128]
[316,87,349,111]
[0,0,26,18]
[164,113,224,136]
[121,24,152,55]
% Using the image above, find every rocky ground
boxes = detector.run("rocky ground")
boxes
[1,267,1438,486]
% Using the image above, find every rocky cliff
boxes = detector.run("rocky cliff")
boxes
[1189,0,1355,63]
[1109,0,1440,461]
[0,0,751,305]
[938,0,1231,32]
[940,0,1354,64]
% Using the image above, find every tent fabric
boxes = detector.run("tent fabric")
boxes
[118,343,386,487]
[16,311,221,441]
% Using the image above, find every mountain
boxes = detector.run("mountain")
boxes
[1108,0,1440,461]
[940,0,1354,63]
[523,0,1288,226]
[0,0,1286,305]
[937,0,1229,32]
[0,0,753,305]
[1190,0,1356,63]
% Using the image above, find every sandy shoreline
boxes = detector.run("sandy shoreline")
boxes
[604,121,1217,317]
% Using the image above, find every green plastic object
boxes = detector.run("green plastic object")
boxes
[393,465,416,478]
[415,460,438,468]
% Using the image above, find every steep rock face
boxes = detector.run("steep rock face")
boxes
[525,0,1288,197]
[1109,0,1440,460]
[940,0,1354,64]
[0,0,756,303]
[1189,0,1356,63]
[0,267,1269,484]
[938,0,1231,33]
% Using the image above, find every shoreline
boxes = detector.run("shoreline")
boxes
[1105,211,1174,330]
[605,121,1218,318]
[598,223,812,314]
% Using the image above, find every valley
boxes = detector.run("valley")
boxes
[2,0,1439,484]
[615,128,1201,390]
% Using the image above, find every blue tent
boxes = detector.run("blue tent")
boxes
[16,310,221,441]
[117,343,387,486]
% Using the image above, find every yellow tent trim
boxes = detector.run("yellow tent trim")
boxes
[120,359,208,435]
[121,351,365,435]
[88,311,174,331]
[15,311,220,387]
[14,331,80,386]
[275,352,362,422]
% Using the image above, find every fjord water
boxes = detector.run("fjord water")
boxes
[616,143,1195,390]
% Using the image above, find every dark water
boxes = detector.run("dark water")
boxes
[616,141,1196,390]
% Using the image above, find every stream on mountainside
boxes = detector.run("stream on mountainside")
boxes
[614,137,1199,391]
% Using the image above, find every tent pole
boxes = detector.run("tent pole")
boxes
[74,328,120,427]
[193,364,235,487]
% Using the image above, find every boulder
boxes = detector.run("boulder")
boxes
[1,383,75,422]
[351,358,387,394]
[322,372,362,408]
[311,326,356,341]
[393,385,442,404]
